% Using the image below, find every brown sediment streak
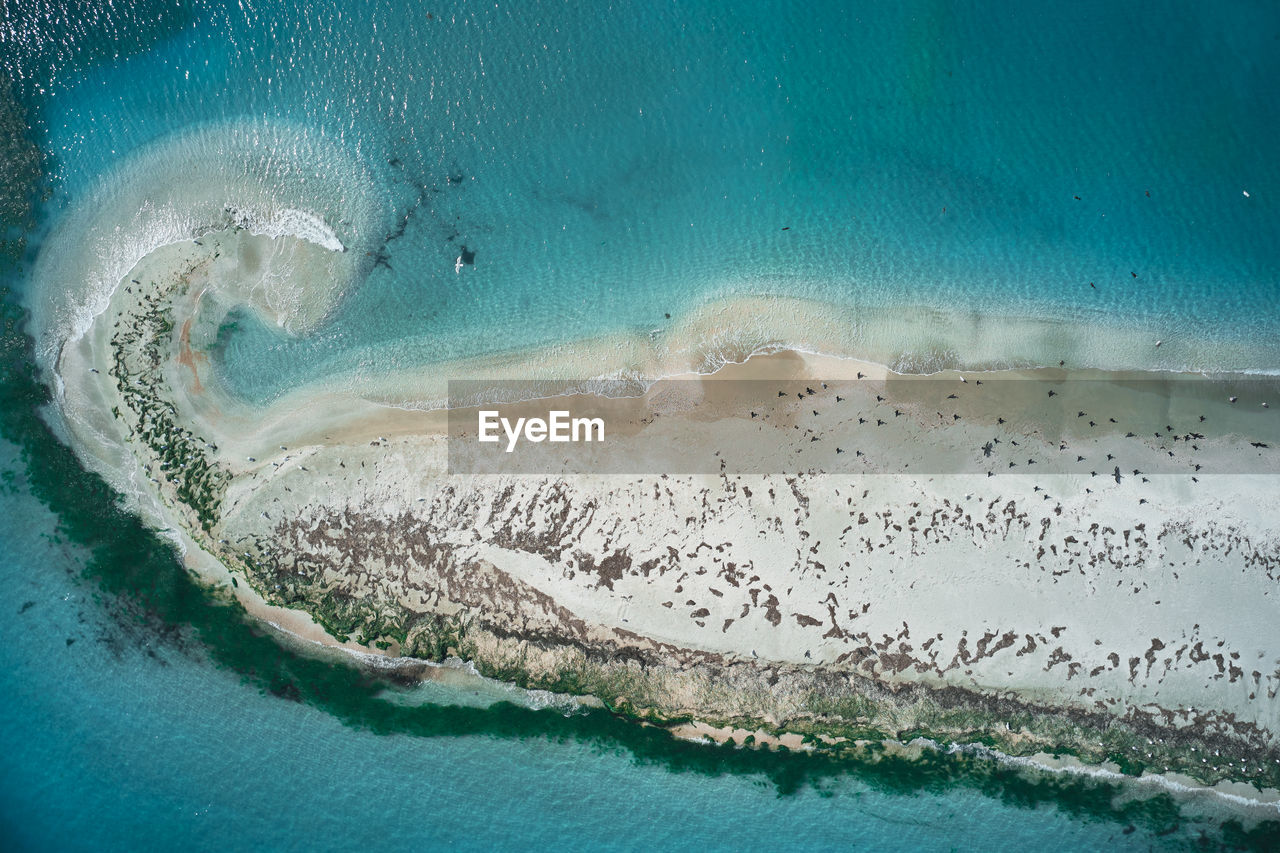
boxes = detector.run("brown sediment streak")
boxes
[177,316,205,394]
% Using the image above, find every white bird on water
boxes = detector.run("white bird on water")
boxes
[455,255,464,274]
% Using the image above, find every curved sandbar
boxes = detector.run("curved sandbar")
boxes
[48,221,1280,805]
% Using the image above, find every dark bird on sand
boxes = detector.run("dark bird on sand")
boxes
[1048,390,1057,396]
[1114,466,1122,484]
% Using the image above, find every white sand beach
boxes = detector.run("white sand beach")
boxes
[41,224,1280,802]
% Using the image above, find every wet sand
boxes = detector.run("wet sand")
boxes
[44,226,1280,802]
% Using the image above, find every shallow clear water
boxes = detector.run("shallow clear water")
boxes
[11,0,1280,402]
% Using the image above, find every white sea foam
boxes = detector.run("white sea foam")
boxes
[222,204,345,253]
[29,117,387,373]
[941,740,1280,815]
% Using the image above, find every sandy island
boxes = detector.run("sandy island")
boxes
[43,225,1280,814]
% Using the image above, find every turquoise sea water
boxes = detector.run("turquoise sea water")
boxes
[0,436,1209,853]
[11,0,1280,401]
[4,1,1280,849]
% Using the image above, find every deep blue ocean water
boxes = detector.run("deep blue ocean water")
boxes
[4,1,1280,849]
